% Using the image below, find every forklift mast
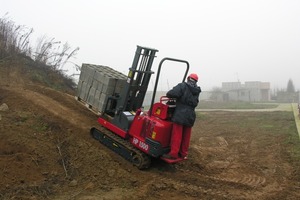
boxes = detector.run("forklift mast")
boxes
[116,45,158,113]
[105,45,158,132]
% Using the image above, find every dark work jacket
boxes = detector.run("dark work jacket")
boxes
[166,82,201,127]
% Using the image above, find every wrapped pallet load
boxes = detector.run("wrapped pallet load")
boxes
[76,63,127,113]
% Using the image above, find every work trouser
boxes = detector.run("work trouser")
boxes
[169,123,192,158]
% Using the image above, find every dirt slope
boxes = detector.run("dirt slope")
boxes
[1,83,300,199]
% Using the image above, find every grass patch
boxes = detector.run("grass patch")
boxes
[196,112,209,120]
[12,111,30,125]
[260,124,274,129]
[33,116,49,132]
[285,123,300,162]
[33,122,49,132]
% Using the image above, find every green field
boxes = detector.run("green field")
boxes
[197,101,279,109]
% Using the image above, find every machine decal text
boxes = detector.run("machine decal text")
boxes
[132,137,149,151]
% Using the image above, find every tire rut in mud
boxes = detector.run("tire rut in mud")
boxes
[136,161,268,200]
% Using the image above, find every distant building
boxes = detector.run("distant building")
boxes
[220,81,271,102]
[143,81,271,105]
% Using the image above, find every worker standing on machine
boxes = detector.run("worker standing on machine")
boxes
[162,73,201,160]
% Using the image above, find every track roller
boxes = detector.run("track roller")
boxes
[90,127,151,169]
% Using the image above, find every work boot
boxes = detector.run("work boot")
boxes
[179,153,188,160]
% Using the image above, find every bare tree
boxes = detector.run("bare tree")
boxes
[0,14,33,59]
[34,35,79,71]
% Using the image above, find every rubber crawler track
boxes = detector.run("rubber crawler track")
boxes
[91,127,151,169]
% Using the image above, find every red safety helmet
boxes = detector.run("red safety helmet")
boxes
[188,73,198,82]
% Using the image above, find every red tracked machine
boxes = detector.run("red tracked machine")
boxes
[90,46,189,169]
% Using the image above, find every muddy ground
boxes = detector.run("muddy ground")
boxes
[1,84,300,200]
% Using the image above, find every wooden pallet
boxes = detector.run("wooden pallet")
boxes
[75,96,102,116]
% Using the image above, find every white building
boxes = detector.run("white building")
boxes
[221,81,270,102]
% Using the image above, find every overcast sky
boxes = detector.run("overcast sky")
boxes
[1,0,300,91]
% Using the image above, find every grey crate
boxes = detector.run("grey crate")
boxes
[93,90,101,109]
[92,79,100,90]
[97,93,109,112]
[87,87,96,105]
[81,64,94,81]
[101,74,116,85]
[102,84,115,95]
[115,79,126,94]
[94,70,104,82]
[80,82,88,100]
[76,80,83,97]
[97,82,103,93]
